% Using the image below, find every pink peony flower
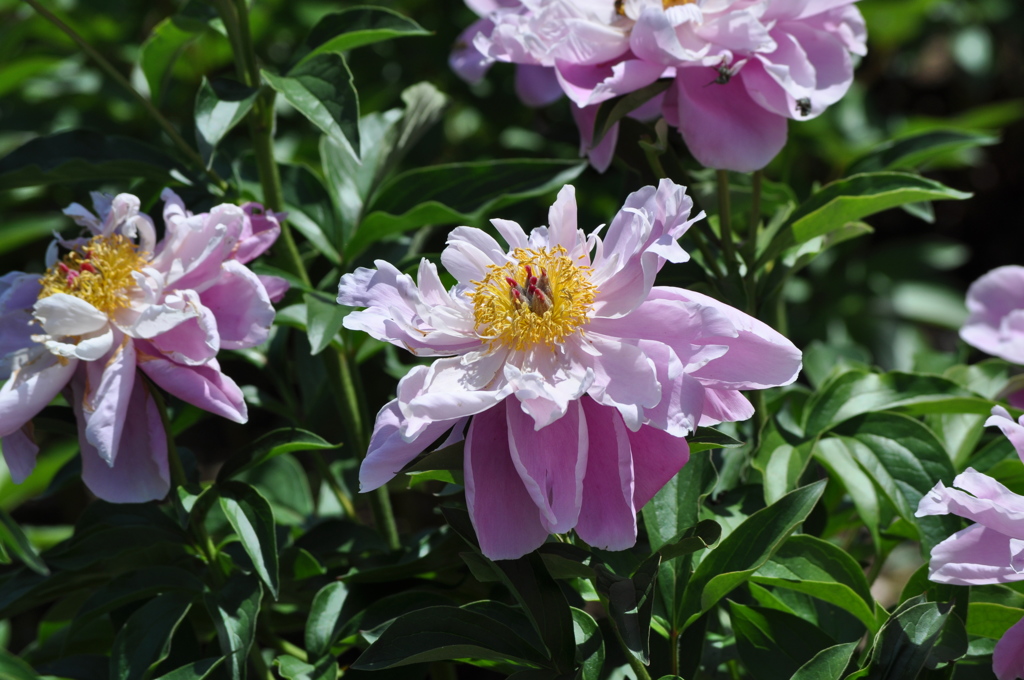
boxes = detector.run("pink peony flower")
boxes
[456,0,866,172]
[960,266,1024,408]
[0,191,288,503]
[916,407,1024,680]
[338,180,801,559]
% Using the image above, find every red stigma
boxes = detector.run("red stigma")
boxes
[80,262,97,274]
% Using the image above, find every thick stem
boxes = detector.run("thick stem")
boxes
[22,0,228,192]
[670,629,680,678]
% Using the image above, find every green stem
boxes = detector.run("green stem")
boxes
[311,454,357,519]
[248,644,274,680]
[748,170,762,242]
[262,625,308,662]
[716,170,738,274]
[670,629,680,678]
[22,0,228,192]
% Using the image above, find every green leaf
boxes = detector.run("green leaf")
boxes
[758,173,971,266]
[194,77,258,166]
[351,605,549,670]
[860,595,967,678]
[74,565,202,625]
[0,649,44,680]
[305,294,349,355]
[596,554,660,664]
[803,369,992,436]
[729,602,838,680]
[847,129,997,175]
[275,655,338,680]
[218,482,279,597]
[751,535,878,632]
[659,519,722,561]
[590,79,672,147]
[0,214,64,257]
[218,428,339,481]
[687,427,744,454]
[347,159,586,260]
[0,507,47,575]
[139,15,206,106]
[678,481,825,630]
[300,6,429,64]
[966,602,1024,639]
[204,575,262,680]
[306,581,349,658]
[152,658,226,680]
[643,450,718,553]
[0,130,183,189]
[826,413,957,550]
[790,642,858,680]
[111,593,193,680]
[571,608,604,680]
[278,162,343,264]
[264,53,359,157]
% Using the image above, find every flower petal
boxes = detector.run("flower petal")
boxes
[581,333,661,431]
[628,424,690,510]
[465,402,550,560]
[259,275,290,303]
[515,63,563,106]
[2,424,39,484]
[994,616,1024,680]
[199,260,274,350]
[75,377,169,503]
[149,299,219,365]
[80,337,136,465]
[400,353,512,438]
[33,294,108,337]
[915,468,1024,541]
[137,347,247,423]
[987,406,1024,464]
[927,523,1024,585]
[575,398,637,550]
[506,397,587,533]
[960,266,1024,363]
[0,350,76,438]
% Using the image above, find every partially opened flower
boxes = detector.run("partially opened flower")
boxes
[338,180,801,559]
[917,407,1024,680]
[960,266,1024,407]
[0,191,287,502]
[457,0,866,172]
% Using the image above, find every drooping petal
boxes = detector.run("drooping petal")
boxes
[234,203,283,264]
[451,18,496,84]
[2,424,39,484]
[987,406,1024,464]
[399,353,512,438]
[575,398,637,550]
[0,349,77,438]
[465,402,549,560]
[915,468,1024,541]
[927,523,1024,585]
[33,294,108,337]
[75,377,170,503]
[137,346,247,423]
[628,424,690,510]
[199,260,274,350]
[570,104,619,173]
[674,66,788,172]
[637,340,703,436]
[361,398,466,491]
[994,616,1024,680]
[149,299,219,366]
[80,337,136,465]
[515,64,564,106]
[699,387,754,426]
[259,275,290,303]
[506,397,587,533]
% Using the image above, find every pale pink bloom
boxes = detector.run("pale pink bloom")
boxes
[0,191,287,503]
[960,266,1024,408]
[995,618,1024,680]
[338,180,801,559]
[458,0,865,172]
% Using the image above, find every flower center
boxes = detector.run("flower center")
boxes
[471,246,597,351]
[616,0,697,16]
[38,234,147,313]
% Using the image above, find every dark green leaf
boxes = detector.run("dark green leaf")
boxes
[590,79,672,147]
[687,428,744,454]
[847,129,997,175]
[790,641,858,680]
[861,596,967,678]
[659,519,721,561]
[218,482,279,597]
[305,294,349,355]
[275,654,338,680]
[643,450,718,553]
[758,173,971,266]
[218,428,339,481]
[678,481,826,630]
[597,554,660,665]
[729,602,838,680]
[0,649,43,680]
[194,77,258,166]
[110,593,193,680]
[204,575,262,680]
[306,581,349,658]
[348,159,586,259]
[351,605,549,670]
[301,6,429,64]
[74,566,202,625]
[966,602,1024,640]
[139,15,207,106]
[152,657,226,680]
[571,608,604,680]
[264,53,359,156]
[277,162,343,264]
[0,507,47,575]
[0,130,182,189]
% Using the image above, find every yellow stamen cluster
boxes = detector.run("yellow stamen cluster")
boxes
[38,234,147,313]
[617,0,697,15]
[471,246,597,351]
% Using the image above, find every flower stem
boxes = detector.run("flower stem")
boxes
[311,454,357,519]
[21,0,228,193]
[716,170,738,274]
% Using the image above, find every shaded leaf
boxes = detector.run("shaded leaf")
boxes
[571,608,604,680]
[597,554,660,665]
[218,429,339,481]
[966,602,1024,640]
[306,581,349,658]
[591,79,672,147]
[204,575,262,680]
[152,658,226,680]
[860,595,967,678]
[659,519,722,561]
[0,507,47,575]
[111,594,193,680]
[301,7,429,65]
[847,129,997,175]
[194,77,258,166]
[729,602,837,680]
[305,294,349,355]
[218,482,279,597]
[790,642,858,680]
[139,13,209,106]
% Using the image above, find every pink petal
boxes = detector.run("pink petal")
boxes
[504,347,594,429]
[2,424,39,483]
[506,397,587,533]
[628,424,690,510]
[137,346,247,423]
[515,64,563,106]
[575,398,637,550]
[149,300,219,365]
[546,185,579,251]
[259,275,289,303]
[994,617,1024,680]
[570,104,619,173]
[451,18,496,84]
[199,260,275,350]
[637,340,703,436]
[0,351,76,438]
[361,398,466,491]
[961,266,1024,364]
[153,203,247,292]
[400,353,512,438]
[75,377,169,503]
[915,468,1024,541]
[581,334,661,431]
[699,387,755,426]
[555,58,665,108]
[674,66,788,172]
[81,338,136,466]
[927,523,1024,585]
[986,407,1024,464]
[235,203,283,264]
[465,403,549,560]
